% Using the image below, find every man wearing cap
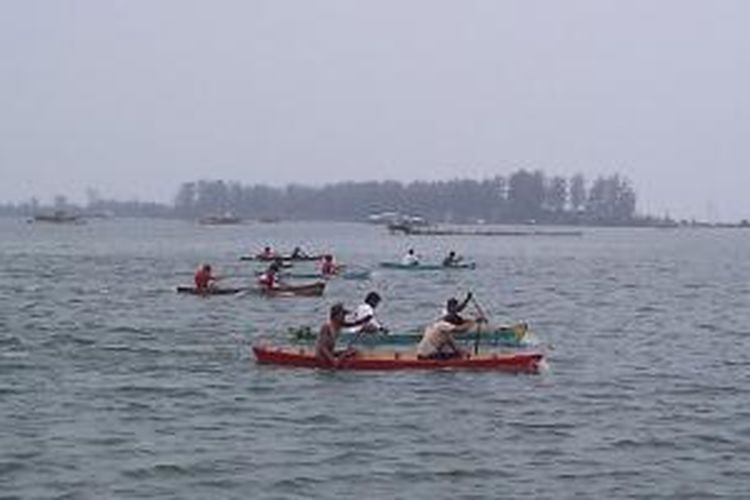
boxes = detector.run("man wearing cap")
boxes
[316,303,373,368]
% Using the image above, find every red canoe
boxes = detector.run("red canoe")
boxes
[252,345,544,373]
[176,286,246,295]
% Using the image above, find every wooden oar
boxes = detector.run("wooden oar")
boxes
[470,295,489,355]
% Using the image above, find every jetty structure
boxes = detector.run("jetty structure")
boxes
[387,222,583,237]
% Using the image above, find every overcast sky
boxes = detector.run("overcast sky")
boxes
[1,1,748,220]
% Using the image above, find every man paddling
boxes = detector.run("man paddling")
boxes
[194,264,218,293]
[291,246,309,259]
[257,261,282,291]
[320,254,339,276]
[417,293,485,359]
[344,291,387,334]
[442,250,463,267]
[401,248,419,266]
[316,303,373,368]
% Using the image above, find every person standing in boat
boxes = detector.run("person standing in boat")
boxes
[417,293,484,359]
[316,303,373,368]
[442,250,463,267]
[345,292,387,334]
[194,264,218,292]
[401,248,420,266]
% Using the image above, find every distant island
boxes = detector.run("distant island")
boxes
[2,170,748,228]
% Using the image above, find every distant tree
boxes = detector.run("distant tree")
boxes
[174,182,196,216]
[570,174,586,213]
[545,176,568,213]
[507,169,545,221]
[586,174,636,223]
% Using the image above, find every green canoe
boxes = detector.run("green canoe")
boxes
[282,270,371,281]
[378,261,477,271]
[287,323,533,348]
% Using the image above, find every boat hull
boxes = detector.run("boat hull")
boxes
[288,324,532,347]
[176,286,246,295]
[379,262,476,270]
[257,281,326,297]
[253,345,543,372]
[241,254,323,262]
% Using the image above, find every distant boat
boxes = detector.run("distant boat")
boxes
[367,212,428,226]
[198,213,243,225]
[29,210,85,224]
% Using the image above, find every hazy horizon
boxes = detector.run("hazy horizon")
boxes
[2,1,749,221]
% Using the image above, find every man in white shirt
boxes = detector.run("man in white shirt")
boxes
[401,248,419,266]
[345,292,386,334]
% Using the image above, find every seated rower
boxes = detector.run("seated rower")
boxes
[320,254,339,276]
[345,292,387,334]
[194,264,218,292]
[442,250,463,267]
[417,293,484,360]
[257,261,282,290]
[290,246,308,259]
[259,246,276,260]
[401,248,419,266]
[316,303,374,368]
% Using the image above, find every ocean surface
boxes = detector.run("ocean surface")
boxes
[1,218,749,499]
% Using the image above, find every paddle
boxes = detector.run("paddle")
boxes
[469,294,489,355]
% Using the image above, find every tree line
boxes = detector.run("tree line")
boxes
[1,169,651,225]
[172,170,639,225]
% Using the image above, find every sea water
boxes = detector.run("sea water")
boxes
[1,218,749,499]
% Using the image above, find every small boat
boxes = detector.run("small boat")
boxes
[240,254,323,262]
[379,261,476,270]
[288,323,533,347]
[256,281,326,297]
[280,270,371,281]
[176,286,246,295]
[198,213,242,225]
[252,345,543,372]
[30,211,85,224]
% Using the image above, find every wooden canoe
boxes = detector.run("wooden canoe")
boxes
[257,281,326,297]
[253,345,543,373]
[176,286,246,295]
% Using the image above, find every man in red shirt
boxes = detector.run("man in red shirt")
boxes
[194,264,217,292]
[320,254,339,276]
[257,261,281,290]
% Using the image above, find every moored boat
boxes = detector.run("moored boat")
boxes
[252,344,543,372]
[30,211,85,224]
[176,286,246,295]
